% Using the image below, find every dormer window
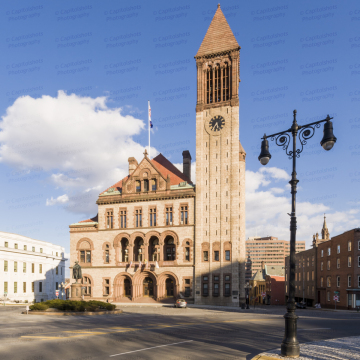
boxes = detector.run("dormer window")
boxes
[136,180,141,192]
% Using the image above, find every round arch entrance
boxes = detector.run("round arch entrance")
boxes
[113,273,132,301]
[157,272,179,300]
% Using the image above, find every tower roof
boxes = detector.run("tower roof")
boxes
[195,4,240,58]
[323,214,327,230]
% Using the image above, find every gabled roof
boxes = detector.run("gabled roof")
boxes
[152,153,192,185]
[78,214,98,224]
[251,270,265,281]
[196,4,240,57]
[99,153,192,197]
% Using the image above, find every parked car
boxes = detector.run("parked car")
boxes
[174,299,187,308]
[295,302,306,309]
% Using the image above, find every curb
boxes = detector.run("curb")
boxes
[22,309,123,316]
[251,356,280,360]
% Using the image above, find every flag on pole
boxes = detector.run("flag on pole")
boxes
[138,260,142,270]
[155,261,159,269]
[148,101,152,158]
[129,261,132,269]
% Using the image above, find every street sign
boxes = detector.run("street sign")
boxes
[334,291,339,294]
[55,290,59,298]
[333,295,339,301]
[261,292,266,297]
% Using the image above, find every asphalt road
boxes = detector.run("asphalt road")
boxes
[0,305,360,360]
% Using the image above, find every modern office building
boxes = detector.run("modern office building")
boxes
[0,232,66,303]
[246,236,305,280]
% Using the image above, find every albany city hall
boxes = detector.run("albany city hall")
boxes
[70,5,246,306]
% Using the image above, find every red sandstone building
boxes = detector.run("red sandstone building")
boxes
[265,275,285,305]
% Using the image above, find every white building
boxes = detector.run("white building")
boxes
[0,232,66,303]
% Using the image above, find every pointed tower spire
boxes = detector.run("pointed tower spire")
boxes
[321,213,330,240]
[196,5,240,57]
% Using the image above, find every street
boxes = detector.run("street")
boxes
[0,305,360,359]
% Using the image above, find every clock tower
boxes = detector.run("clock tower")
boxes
[194,4,246,306]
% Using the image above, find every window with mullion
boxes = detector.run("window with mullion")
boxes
[106,210,113,229]
[135,209,142,227]
[166,207,173,226]
[180,205,188,225]
[120,210,127,229]
[150,208,156,227]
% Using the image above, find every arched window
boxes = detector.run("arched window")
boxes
[214,65,221,102]
[82,276,91,296]
[134,237,144,261]
[78,240,92,264]
[104,244,110,263]
[149,236,160,261]
[165,236,176,261]
[121,238,129,262]
[222,62,230,101]
[206,66,213,104]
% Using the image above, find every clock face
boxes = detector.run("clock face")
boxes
[209,115,225,132]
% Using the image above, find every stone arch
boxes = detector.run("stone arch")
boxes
[76,237,94,250]
[132,270,158,300]
[114,233,131,248]
[113,233,131,263]
[113,272,133,300]
[160,230,179,245]
[130,231,146,242]
[146,231,161,262]
[157,271,179,299]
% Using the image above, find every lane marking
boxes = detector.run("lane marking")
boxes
[298,328,331,331]
[109,340,194,357]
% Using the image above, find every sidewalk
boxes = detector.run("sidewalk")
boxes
[252,336,360,360]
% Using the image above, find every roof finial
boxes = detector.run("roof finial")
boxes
[218,3,220,8]
[144,149,148,157]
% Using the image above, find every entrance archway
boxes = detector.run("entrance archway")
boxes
[113,273,132,301]
[143,277,154,297]
[157,272,179,300]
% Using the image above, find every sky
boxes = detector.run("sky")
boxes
[0,0,359,263]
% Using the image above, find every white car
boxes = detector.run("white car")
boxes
[174,299,187,308]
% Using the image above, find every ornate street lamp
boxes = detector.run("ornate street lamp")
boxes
[258,110,336,357]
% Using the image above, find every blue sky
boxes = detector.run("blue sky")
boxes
[0,0,359,257]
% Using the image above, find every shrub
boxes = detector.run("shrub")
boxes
[32,299,115,312]
[30,303,49,311]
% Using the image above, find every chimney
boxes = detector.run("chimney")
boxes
[182,150,192,182]
[128,157,138,175]
[261,261,265,270]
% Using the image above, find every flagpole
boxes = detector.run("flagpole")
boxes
[148,100,151,159]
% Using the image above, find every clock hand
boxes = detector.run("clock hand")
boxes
[214,123,218,130]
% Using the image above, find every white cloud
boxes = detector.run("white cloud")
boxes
[46,194,69,206]
[246,167,359,248]
[0,91,155,215]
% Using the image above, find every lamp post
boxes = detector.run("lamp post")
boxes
[258,110,336,357]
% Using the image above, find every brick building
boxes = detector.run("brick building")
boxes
[249,262,284,305]
[69,5,246,306]
[285,215,329,306]
[317,228,360,309]
[265,275,285,305]
[246,236,305,280]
